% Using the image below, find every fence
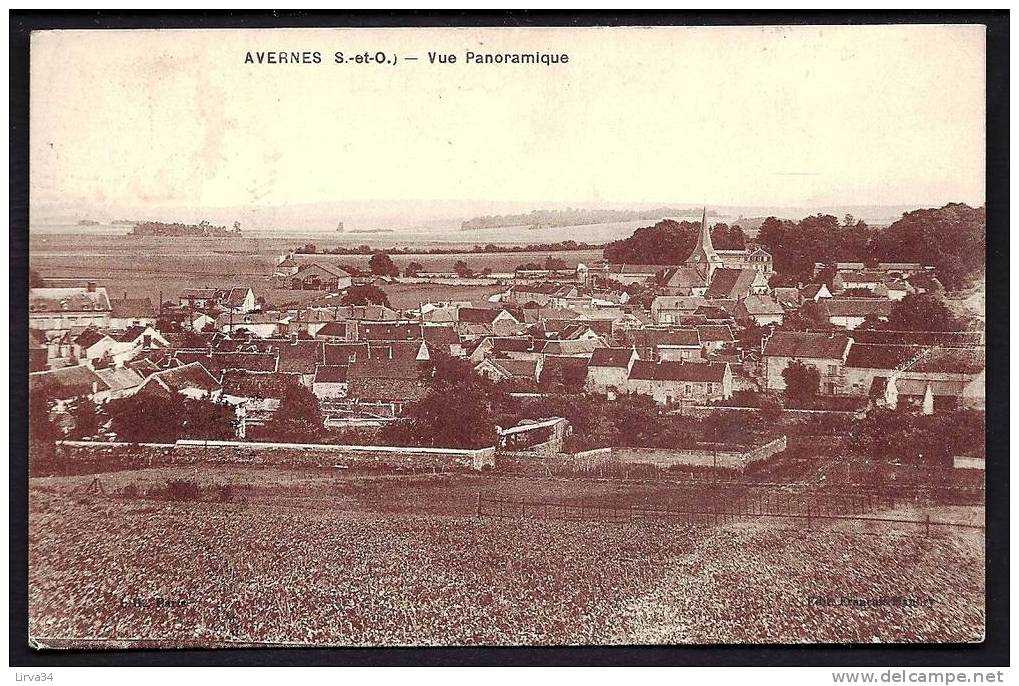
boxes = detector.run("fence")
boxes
[474,492,984,536]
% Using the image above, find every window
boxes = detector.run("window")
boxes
[684,384,691,396]
[707,383,714,394]
[827,364,838,375]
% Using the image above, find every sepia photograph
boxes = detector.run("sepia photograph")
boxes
[12,13,1006,668]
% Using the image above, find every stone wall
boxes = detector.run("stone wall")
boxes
[497,437,786,473]
[52,439,496,473]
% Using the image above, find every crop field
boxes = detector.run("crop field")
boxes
[29,465,984,647]
[28,233,596,308]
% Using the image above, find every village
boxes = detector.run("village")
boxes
[28,208,985,473]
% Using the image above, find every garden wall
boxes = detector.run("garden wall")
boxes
[50,439,496,474]
[498,437,786,473]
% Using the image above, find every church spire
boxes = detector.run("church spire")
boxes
[685,206,722,280]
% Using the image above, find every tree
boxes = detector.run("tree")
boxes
[781,361,820,407]
[106,393,235,443]
[868,203,985,291]
[381,352,503,449]
[867,293,965,332]
[68,398,102,439]
[454,260,474,277]
[29,387,59,443]
[404,261,424,277]
[256,384,324,443]
[340,284,391,308]
[369,252,400,277]
[544,256,569,270]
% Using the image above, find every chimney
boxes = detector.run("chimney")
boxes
[123,291,127,300]
[86,281,96,293]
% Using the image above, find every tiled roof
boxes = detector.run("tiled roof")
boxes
[490,359,539,378]
[110,297,156,319]
[740,294,784,315]
[763,332,851,360]
[313,365,349,384]
[74,327,110,349]
[276,340,324,374]
[705,268,759,300]
[221,371,301,398]
[696,325,734,343]
[589,347,637,368]
[29,365,108,399]
[144,362,221,394]
[629,360,727,382]
[846,329,983,347]
[458,307,513,324]
[359,323,423,341]
[324,342,370,365]
[421,325,461,345]
[652,295,706,312]
[346,377,429,403]
[30,287,111,313]
[822,299,893,318]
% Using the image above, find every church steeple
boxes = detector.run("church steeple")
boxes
[685,206,722,280]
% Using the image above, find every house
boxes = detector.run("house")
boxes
[626,360,733,405]
[92,366,147,402]
[282,262,353,291]
[109,296,158,328]
[276,340,325,386]
[29,365,110,404]
[180,287,257,313]
[537,355,589,391]
[762,332,853,394]
[474,358,542,384]
[772,287,801,310]
[506,283,579,307]
[456,308,521,337]
[29,283,112,333]
[539,338,602,358]
[660,267,710,296]
[344,348,431,413]
[704,268,769,301]
[799,284,834,302]
[131,362,222,400]
[114,324,169,350]
[190,312,217,332]
[735,294,784,326]
[311,365,349,399]
[651,296,706,325]
[216,311,285,338]
[696,325,735,355]
[357,322,423,342]
[71,327,121,368]
[821,299,893,330]
[845,344,985,410]
[223,287,257,314]
[601,263,668,286]
[621,329,701,362]
[421,325,464,357]
[324,342,370,366]
[833,270,889,293]
[585,347,639,394]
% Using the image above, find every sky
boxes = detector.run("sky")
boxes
[30,25,986,222]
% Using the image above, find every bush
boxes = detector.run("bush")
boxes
[165,479,202,501]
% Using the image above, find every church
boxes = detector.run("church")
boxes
[659,208,773,297]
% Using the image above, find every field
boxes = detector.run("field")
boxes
[29,233,597,309]
[29,465,985,647]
